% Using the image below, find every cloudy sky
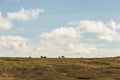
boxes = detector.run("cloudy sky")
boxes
[0,0,120,57]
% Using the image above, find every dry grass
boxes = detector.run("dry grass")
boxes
[0,57,120,80]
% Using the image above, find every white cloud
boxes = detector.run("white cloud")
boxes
[0,36,28,53]
[37,25,120,57]
[108,20,117,30]
[1,20,120,57]
[7,7,44,21]
[75,20,120,42]
[98,28,118,41]
[0,7,44,30]
[1,35,120,57]
[41,27,80,40]
[38,26,97,56]
[78,20,105,33]
[0,12,12,30]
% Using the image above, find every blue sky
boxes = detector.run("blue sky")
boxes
[0,0,120,57]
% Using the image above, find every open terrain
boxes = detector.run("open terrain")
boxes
[0,57,120,80]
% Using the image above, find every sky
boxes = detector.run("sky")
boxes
[0,0,120,57]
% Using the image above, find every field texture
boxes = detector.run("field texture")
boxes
[0,57,120,80]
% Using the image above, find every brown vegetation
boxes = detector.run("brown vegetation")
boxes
[0,57,120,80]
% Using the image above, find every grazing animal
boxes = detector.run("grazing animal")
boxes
[40,56,47,58]
[29,56,32,58]
[59,56,65,58]
[61,56,65,58]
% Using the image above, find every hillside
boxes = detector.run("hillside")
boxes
[0,57,120,80]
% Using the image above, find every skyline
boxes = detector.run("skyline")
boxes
[0,0,120,57]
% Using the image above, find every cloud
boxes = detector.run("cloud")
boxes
[34,20,120,57]
[1,20,120,57]
[36,24,120,57]
[39,26,97,56]
[78,20,105,33]
[0,36,28,53]
[108,20,117,30]
[0,12,12,30]
[0,26,98,57]
[98,28,118,41]
[7,7,44,21]
[0,35,120,57]
[0,7,43,30]
[75,20,120,41]
[40,27,80,41]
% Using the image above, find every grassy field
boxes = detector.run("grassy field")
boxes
[0,57,120,80]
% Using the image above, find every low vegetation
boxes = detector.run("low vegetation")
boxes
[0,57,120,80]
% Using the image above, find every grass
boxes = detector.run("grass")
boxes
[0,57,120,80]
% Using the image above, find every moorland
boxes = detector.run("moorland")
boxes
[0,57,120,80]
